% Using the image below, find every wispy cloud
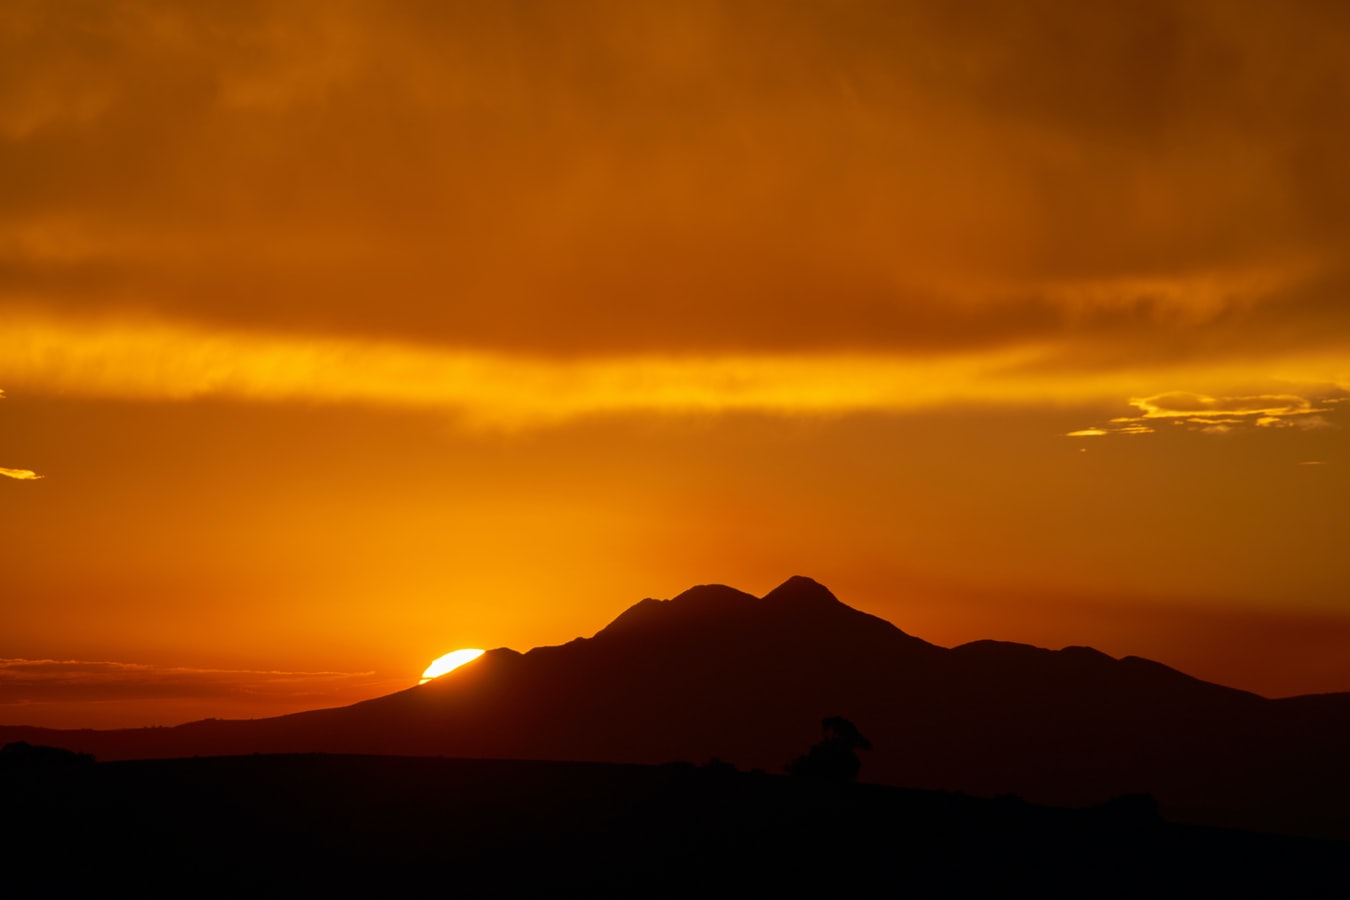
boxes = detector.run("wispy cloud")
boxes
[0,389,43,479]
[1068,390,1346,438]
[1127,392,1332,423]
[0,657,385,705]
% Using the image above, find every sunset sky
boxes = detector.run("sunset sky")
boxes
[3,0,1349,728]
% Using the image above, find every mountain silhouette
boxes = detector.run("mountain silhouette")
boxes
[5,576,1350,839]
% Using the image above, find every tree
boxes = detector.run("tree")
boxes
[786,717,871,783]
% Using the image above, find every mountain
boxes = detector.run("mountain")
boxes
[6,575,1350,839]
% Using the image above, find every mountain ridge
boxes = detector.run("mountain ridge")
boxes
[4,575,1349,840]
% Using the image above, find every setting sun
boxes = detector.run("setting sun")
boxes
[420,649,486,684]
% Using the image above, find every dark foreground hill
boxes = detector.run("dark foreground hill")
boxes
[6,577,1350,840]
[4,753,1348,898]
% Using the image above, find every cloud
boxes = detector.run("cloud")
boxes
[1121,391,1340,433]
[0,312,1053,425]
[1256,414,1332,430]
[0,657,383,705]
[1128,392,1328,420]
[0,388,42,479]
[2,1,1350,362]
[1068,388,1347,437]
[4,3,1350,440]
[4,312,1348,431]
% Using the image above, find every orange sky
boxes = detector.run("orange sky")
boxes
[2,0,1349,728]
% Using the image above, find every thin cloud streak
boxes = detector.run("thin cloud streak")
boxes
[0,657,385,705]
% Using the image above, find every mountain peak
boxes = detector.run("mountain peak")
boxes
[592,583,757,640]
[588,576,929,655]
[761,575,840,606]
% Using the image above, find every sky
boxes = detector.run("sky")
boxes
[3,0,1349,728]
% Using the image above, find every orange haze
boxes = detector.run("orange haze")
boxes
[2,0,1349,728]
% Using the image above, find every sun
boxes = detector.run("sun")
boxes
[419,648,486,684]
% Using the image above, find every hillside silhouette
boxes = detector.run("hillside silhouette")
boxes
[5,576,1350,840]
[6,753,1348,897]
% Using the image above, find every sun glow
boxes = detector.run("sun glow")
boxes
[419,649,485,684]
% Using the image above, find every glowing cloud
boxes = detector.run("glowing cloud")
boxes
[1070,389,1346,437]
[0,390,43,479]
[3,313,1349,433]
[1128,392,1328,422]
[0,313,1073,424]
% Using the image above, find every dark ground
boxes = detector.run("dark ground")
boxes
[4,752,1348,898]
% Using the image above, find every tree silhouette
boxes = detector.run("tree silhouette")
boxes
[786,717,871,782]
